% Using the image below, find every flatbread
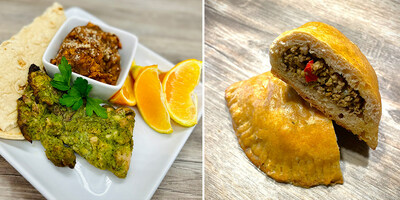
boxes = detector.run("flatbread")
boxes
[0,3,66,139]
[225,72,343,188]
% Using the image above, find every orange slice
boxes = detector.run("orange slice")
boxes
[135,65,173,133]
[109,72,136,106]
[131,64,144,80]
[159,71,167,82]
[131,64,166,81]
[162,59,202,127]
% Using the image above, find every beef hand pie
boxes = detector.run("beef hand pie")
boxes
[225,72,343,188]
[269,22,381,149]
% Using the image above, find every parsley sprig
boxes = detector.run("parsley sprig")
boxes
[51,57,108,119]
[51,57,71,91]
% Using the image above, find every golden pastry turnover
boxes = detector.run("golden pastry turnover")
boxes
[270,22,381,149]
[225,72,343,188]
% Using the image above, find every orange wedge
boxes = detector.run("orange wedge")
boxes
[131,64,144,80]
[162,59,202,127]
[109,72,136,106]
[135,65,173,133]
[131,64,166,81]
[159,71,167,82]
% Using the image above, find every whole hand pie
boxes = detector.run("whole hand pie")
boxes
[225,72,343,188]
[269,22,381,149]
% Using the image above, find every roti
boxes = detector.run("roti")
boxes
[0,3,66,139]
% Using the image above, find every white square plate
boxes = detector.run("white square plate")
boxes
[0,7,202,200]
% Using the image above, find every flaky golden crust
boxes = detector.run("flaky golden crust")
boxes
[270,22,381,149]
[225,72,343,188]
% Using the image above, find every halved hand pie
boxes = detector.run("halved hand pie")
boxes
[270,22,381,149]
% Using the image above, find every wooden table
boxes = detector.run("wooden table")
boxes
[0,0,202,199]
[205,0,400,199]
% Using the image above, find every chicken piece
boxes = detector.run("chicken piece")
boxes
[17,64,135,177]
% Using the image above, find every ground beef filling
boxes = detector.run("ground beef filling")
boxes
[282,46,365,115]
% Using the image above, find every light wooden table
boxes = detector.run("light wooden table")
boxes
[0,0,202,199]
[205,0,400,199]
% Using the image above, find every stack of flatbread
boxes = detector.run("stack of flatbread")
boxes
[0,3,65,139]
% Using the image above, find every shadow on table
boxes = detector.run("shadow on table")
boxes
[333,121,370,165]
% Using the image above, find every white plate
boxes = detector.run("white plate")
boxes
[0,7,202,200]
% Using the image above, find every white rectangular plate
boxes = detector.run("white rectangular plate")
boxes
[0,7,202,200]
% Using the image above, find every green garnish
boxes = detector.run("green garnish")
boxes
[50,57,71,91]
[51,56,108,118]
[86,97,108,119]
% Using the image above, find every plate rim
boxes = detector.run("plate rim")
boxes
[0,6,203,200]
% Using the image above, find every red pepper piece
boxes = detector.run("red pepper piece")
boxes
[304,60,318,82]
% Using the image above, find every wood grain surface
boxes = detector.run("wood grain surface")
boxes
[205,0,400,199]
[0,0,202,199]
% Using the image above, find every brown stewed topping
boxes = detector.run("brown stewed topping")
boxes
[51,22,122,85]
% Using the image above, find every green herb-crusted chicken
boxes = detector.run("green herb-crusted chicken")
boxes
[17,64,135,178]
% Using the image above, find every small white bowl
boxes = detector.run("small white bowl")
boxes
[43,16,138,100]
